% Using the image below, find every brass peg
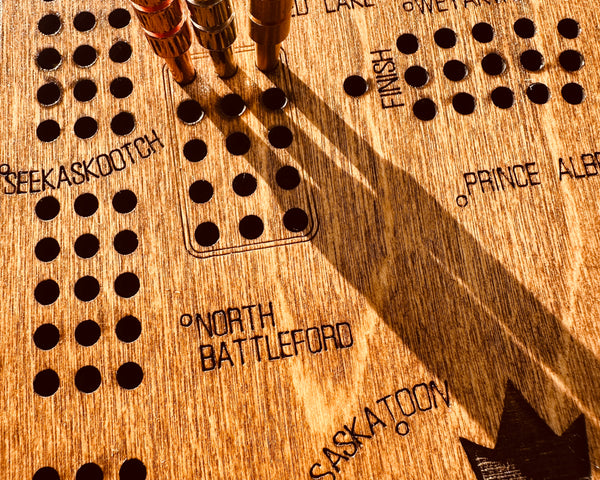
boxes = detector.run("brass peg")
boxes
[249,0,294,71]
[184,0,238,78]
[129,0,196,84]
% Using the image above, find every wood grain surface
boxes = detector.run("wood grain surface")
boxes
[1,0,599,478]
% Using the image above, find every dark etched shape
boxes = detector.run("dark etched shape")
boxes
[33,369,59,397]
[232,173,257,197]
[343,75,368,97]
[110,77,133,98]
[514,18,536,39]
[520,50,544,72]
[189,180,214,203]
[261,88,288,110]
[111,112,136,136]
[74,193,98,217]
[276,166,300,190]
[75,320,101,347]
[73,11,96,32]
[195,222,220,247]
[472,22,494,43]
[559,50,584,72]
[183,139,207,162]
[37,120,61,143]
[219,93,246,117]
[76,463,103,480]
[268,126,294,148]
[526,83,550,105]
[396,33,419,54]
[177,100,204,124]
[109,41,132,63]
[491,87,515,109]
[239,215,264,239]
[404,66,429,88]
[74,233,99,259]
[74,275,100,302]
[444,60,468,82]
[38,14,62,35]
[37,82,62,106]
[35,279,60,305]
[35,237,60,262]
[413,98,437,121]
[37,48,62,70]
[114,272,140,298]
[283,208,309,232]
[452,93,476,115]
[73,45,97,68]
[482,53,506,76]
[74,116,98,139]
[434,27,457,49]
[33,467,60,480]
[34,324,60,350]
[75,365,101,393]
[226,132,251,155]
[74,79,97,102]
[558,19,580,40]
[119,458,147,479]
[109,8,132,29]
[113,189,137,213]
[562,83,585,105]
[36,196,60,220]
[114,230,138,255]
[117,362,143,389]
[460,381,591,480]
[116,315,141,343]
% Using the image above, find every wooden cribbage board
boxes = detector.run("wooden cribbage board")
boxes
[1,0,600,478]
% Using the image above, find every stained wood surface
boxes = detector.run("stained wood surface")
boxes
[1,0,599,478]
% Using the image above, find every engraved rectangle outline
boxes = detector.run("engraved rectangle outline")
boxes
[162,46,319,259]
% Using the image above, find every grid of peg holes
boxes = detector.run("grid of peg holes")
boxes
[36,3,137,142]
[176,88,311,249]
[344,17,586,121]
[33,191,144,398]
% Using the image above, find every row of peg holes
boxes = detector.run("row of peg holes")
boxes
[38,77,134,105]
[34,274,140,305]
[34,362,143,396]
[37,112,135,142]
[37,42,132,71]
[194,208,310,246]
[345,75,584,118]
[35,191,137,221]
[400,50,584,87]
[34,317,141,350]
[395,18,581,56]
[36,230,138,261]
[190,167,301,200]
[38,8,131,35]
[175,90,292,153]
[176,89,289,127]
[409,83,584,120]
[34,459,146,480]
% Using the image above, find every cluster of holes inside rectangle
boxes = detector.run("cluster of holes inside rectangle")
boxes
[165,48,318,259]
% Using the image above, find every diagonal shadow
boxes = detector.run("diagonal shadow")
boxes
[182,64,600,441]
[280,69,600,422]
